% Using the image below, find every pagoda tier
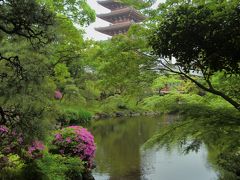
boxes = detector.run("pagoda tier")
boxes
[97,0,126,10]
[95,0,145,37]
[97,7,145,24]
[95,21,131,36]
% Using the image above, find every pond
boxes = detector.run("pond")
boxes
[89,115,219,180]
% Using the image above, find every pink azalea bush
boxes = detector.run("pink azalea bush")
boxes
[52,126,96,169]
[54,90,63,100]
[0,125,23,155]
[0,125,45,167]
[27,140,45,159]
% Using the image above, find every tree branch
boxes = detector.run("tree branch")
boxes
[0,53,24,79]
[154,58,240,111]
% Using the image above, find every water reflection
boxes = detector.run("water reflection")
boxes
[89,116,218,180]
[141,147,217,180]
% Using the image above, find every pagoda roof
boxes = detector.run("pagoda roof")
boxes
[95,21,132,36]
[97,0,123,10]
[97,7,146,23]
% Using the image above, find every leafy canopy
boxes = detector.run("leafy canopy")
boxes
[150,0,240,74]
[149,0,240,110]
[0,0,95,138]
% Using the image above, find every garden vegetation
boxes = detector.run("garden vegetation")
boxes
[0,0,239,179]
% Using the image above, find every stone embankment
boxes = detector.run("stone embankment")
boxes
[92,111,161,120]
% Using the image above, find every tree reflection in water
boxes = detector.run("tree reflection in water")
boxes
[146,105,240,180]
[90,116,161,179]
[90,113,221,180]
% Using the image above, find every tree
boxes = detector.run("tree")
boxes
[0,0,95,138]
[0,1,95,174]
[149,0,240,110]
[152,75,181,94]
[83,25,156,97]
[0,0,55,43]
[0,0,56,138]
[46,0,95,25]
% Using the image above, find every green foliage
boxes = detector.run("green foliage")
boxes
[0,0,97,179]
[36,153,84,180]
[149,0,240,110]
[1,0,240,179]
[150,0,240,74]
[84,29,156,96]
[95,94,146,114]
[83,81,101,100]
[0,38,57,139]
[211,72,240,102]
[100,95,128,113]
[58,108,92,126]
[0,154,25,178]
[0,0,55,43]
[54,63,71,85]
[38,0,95,25]
[141,93,199,112]
[0,0,96,139]
[61,85,87,106]
[0,165,23,180]
[151,75,181,92]
[140,91,233,113]
[177,78,201,94]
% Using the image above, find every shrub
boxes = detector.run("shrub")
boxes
[0,154,24,179]
[27,141,45,159]
[36,153,84,180]
[51,126,96,169]
[0,154,25,180]
[140,93,210,113]
[0,125,45,169]
[58,108,92,126]
[0,125,24,156]
[100,95,129,112]
[142,90,236,113]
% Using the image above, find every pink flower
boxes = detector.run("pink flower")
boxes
[54,90,63,100]
[27,140,45,159]
[28,146,36,154]
[17,137,23,144]
[0,125,8,133]
[52,126,96,169]
[0,126,46,163]
[55,133,62,140]
[66,137,72,143]
[33,141,45,150]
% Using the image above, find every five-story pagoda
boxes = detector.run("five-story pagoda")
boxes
[95,0,146,36]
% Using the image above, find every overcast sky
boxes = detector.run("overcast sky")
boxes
[84,0,164,41]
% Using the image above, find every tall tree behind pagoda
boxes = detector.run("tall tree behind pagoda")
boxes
[84,24,157,99]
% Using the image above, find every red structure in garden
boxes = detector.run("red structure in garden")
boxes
[95,0,146,36]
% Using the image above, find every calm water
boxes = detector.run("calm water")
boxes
[89,115,218,180]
